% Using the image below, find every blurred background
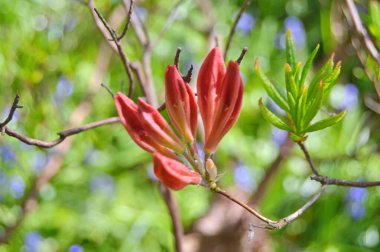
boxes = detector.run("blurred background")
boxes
[1,0,380,251]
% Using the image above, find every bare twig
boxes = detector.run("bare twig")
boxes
[236,47,248,65]
[160,185,184,252]
[101,83,115,98]
[91,5,135,97]
[311,176,380,187]
[297,142,321,176]
[174,47,182,69]
[117,0,134,41]
[0,94,22,133]
[215,185,325,230]
[224,0,250,60]
[4,117,120,148]
[182,64,193,83]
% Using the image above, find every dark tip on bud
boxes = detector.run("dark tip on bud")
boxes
[236,47,248,65]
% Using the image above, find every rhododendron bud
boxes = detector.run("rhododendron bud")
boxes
[114,92,178,159]
[137,98,186,154]
[165,65,197,144]
[153,153,202,190]
[197,48,244,154]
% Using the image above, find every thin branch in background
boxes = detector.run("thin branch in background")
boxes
[117,0,134,41]
[160,185,184,252]
[4,117,120,148]
[223,0,250,60]
[0,94,22,133]
[345,0,380,65]
[236,47,248,65]
[174,47,182,69]
[297,142,321,176]
[92,7,135,97]
[157,102,166,112]
[342,0,380,100]
[182,64,193,83]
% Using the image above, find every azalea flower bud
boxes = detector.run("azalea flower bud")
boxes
[114,92,178,159]
[138,98,186,154]
[197,48,244,154]
[153,153,202,190]
[165,65,197,144]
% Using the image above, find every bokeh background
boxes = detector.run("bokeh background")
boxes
[1,0,380,251]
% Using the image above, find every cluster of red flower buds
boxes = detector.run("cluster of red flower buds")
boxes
[114,48,244,190]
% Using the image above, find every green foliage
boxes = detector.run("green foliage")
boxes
[256,31,344,142]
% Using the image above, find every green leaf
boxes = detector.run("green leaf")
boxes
[303,81,325,127]
[286,30,296,70]
[304,110,347,133]
[296,86,308,131]
[259,98,292,131]
[294,62,302,87]
[308,55,334,98]
[324,61,341,95]
[285,64,298,98]
[255,60,289,112]
[300,44,320,86]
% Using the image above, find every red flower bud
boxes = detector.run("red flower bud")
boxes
[114,92,179,159]
[138,98,185,153]
[197,48,244,154]
[165,65,197,144]
[153,153,201,190]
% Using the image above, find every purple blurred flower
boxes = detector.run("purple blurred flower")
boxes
[271,127,288,146]
[68,244,84,252]
[234,163,255,192]
[24,232,43,252]
[1,145,16,163]
[10,175,25,199]
[90,174,115,196]
[346,187,367,220]
[196,142,205,161]
[31,152,47,174]
[237,12,255,34]
[276,16,306,50]
[135,6,147,23]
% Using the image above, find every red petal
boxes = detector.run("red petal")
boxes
[153,153,201,190]
[165,65,197,143]
[138,98,185,153]
[197,48,226,138]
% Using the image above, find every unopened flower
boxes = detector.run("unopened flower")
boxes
[165,65,197,144]
[153,153,201,190]
[197,47,244,154]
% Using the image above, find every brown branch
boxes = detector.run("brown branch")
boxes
[4,117,120,148]
[311,175,380,187]
[91,4,135,97]
[0,94,22,133]
[236,47,248,65]
[160,185,184,252]
[223,0,250,60]
[215,185,325,230]
[297,142,321,176]
[117,0,134,41]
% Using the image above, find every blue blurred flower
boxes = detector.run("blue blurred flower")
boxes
[24,232,43,252]
[234,162,255,192]
[1,145,16,164]
[271,127,288,146]
[10,175,25,199]
[135,6,148,23]
[68,244,84,252]
[31,152,47,174]
[55,75,74,104]
[237,12,255,34]
[330,84,359,111]
[90,174,115,196]
[346,187,367,220]
[276,16,305,50]
[196,142,205,161]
